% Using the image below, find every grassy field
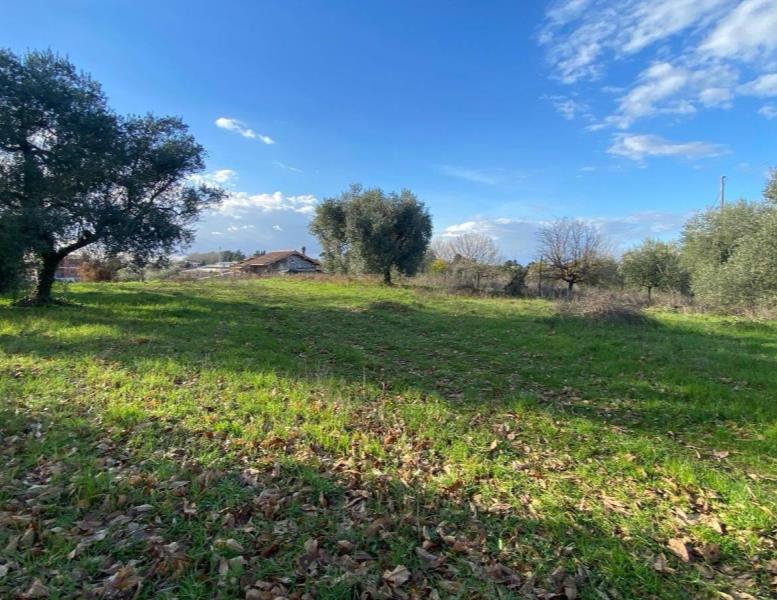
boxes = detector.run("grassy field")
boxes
[1,279,776,599]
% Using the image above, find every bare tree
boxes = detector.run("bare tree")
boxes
[431,233,499,264]
[431,233,500,290]
[537,218,605,293]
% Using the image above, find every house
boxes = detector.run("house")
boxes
[235,248,321,276]
[54,256,83,282]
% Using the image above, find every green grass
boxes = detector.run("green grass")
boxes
[1,279,776,599]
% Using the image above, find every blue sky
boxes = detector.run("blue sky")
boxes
[5,0,777,261]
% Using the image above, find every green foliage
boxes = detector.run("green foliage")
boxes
[588,255,624,289]
[429,258,448,274]
[0,217,31,294]
[765,169,777,205]
[503,261,528,296]
[310,184,432,283]
[681,200,776,310]
[622,239,686,300]
[309,196,351,273]
[0,49,224,302]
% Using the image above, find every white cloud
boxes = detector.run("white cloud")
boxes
[608,133,725,162]
[698,0,777,61]
[539,0,729,84]
[272,160,303,173]
[545,95,591,120]
[439,165,501,185]
[210,169,237,183]
[226,224,255,233]
[699,86,734,106]
[193,188,320,256]
[539,0,777,129]
[607,62,692,128]
[740,73,777,96]
[215,191,317,217]
[758,105,777,119]
[438,165,525,186]
[189,169,237,187]
[215,117,275,144]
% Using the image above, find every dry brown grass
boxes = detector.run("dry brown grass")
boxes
[555,289,648,324]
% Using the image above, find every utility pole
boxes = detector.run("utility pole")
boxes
[538,255,543,296]
[720,175,726,209]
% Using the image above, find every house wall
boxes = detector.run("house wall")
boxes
[241,255,319,275]
[286,256,318,271]
[55,257,82,281]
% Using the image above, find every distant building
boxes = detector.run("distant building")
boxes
[235,249,320,276]
[180,261,237,278]
[54,256,83,282]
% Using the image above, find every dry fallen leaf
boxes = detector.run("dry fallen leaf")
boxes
[667,538,690,563]
[220,538,244,553]
[106,565,142,592]
[563,574,578,599]
[651,553,675,573]
[415,546,444,569]
[696,543,720,564]
[21,578,49,598]
[382,564,411,587]
[765,559,777,574]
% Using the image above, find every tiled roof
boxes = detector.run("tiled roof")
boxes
[238,250,320,267]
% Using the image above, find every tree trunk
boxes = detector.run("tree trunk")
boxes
[383,269,392,285]
[647,286,652,303]
[567,279,574,295]
[34,252,61,303]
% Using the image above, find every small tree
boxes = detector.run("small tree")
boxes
[310,184,432,284]
[430,234,499,290]
[537,218,606,293]
[0,49,224,303]
[621,239,684,301]
[79,251,126,282]
[503,261,528,296]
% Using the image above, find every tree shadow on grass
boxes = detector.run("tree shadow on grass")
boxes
[3,284,776,451]
[1,283,776,597]
[0,396,745,599]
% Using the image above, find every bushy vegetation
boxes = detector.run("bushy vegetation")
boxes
[681,196,777,312]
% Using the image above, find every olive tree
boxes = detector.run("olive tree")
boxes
[0,49,224,303]
[310,184,432,284]
[681,200,768,308]
[621,239,685,302]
